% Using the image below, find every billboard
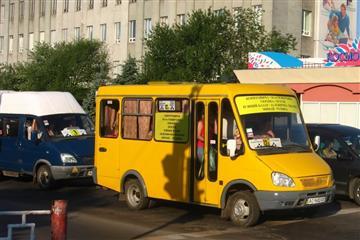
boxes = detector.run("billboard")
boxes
[317,0,358,57]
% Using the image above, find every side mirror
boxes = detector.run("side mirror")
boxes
[313,135,320,152]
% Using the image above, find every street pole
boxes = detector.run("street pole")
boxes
[51,200,67,240]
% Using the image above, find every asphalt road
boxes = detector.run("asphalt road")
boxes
[0,177,359,240]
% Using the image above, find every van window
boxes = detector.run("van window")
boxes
[208,102,218,181]
[1,117,19,137]
[25,118,39,140]
[220,99,240,156]
[100,99,120,138]
[196,102,205,180]
[122,98,153,140]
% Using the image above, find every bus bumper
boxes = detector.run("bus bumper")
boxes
[254,186,335,211]
[50,165,94,180]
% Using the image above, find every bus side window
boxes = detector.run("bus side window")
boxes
[100,99,120,138]
[122,98,153,140]
[220,99,241,156]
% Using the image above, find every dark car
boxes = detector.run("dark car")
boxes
[307,124,360,205]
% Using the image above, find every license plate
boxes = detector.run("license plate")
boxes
[87,170,93,176]
[306,196,326,205]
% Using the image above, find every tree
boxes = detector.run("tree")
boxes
[113,56,143,85]
[0,64,22,90]
[16,39,110,102]
[143,8,297,83]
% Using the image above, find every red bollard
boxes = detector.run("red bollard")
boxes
[51,200,68,240]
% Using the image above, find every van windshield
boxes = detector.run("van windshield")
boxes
[40,114,94,138]
[236,95,311,155]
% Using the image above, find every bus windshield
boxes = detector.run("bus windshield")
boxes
[40,114,94,138]
[236,95,311,155]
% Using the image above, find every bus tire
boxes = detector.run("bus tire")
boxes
[37,165,55,190]
[228,191,260,227]
[125,179,149,210]
[353,179,360,206]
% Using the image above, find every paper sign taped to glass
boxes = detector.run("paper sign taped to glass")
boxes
[249,138,282,149]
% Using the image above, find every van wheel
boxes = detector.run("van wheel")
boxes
[353,179,360,206]
[37,165,55,190]
[125,179,149,210]
[228,191,260,227]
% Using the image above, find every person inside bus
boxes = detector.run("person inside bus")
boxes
[197,109,205,178]
[233,128,243,155]
[253,117,275,139]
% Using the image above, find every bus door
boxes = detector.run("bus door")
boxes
[97,99,120,179]
[193,100,219,205]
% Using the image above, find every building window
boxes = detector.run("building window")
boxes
[18,34,24,53]
[29,33,34,51]
[9,3,14,22]
[74,27,81,41]
[253,5,263,23]
[102,0,108,7]
[115,22,121,43]
[0,36,4,53]
[302,10,312,37]
[9,36,14,54]
[160,16,168,25]
[129,20,136,43]
[116,0,122,5]
[177,14,186,26]
[130,0,136,3]
[51,0,57,15]
[89,0,94,9]
[40,0,46,17]
[76,0,81,11]
[19,1,25,21]
[100,24,107,42]
[39,31,45,43]
[62,28,68,42]
[0,5,5,23]
[64,0,69,13]
[29,1,35,20]
[122,98,153,140]
[144,18,152,40]
[50,30,56,46]
[87,25,93,40]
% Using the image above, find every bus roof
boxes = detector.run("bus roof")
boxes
[97,83,296,97]
[0,91,85,116]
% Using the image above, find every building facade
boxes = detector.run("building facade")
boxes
[2,0,353,73]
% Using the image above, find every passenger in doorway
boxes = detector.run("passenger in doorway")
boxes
[197,111,205,178]
[322,140,337,159]
[234,128,243,154]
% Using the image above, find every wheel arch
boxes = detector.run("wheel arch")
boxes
[220,179,257,209]
[32,159,52,179]
[348,176,360,199]
[121,170,148,197]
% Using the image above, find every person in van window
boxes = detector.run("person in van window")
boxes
[234,128,243,155]
[322,140,337,159]
[254,117,275,138]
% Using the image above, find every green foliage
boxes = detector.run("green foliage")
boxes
[16,39,110,102]
[0,64,22,90]
[143,7,297,82]
[113,56,143,85]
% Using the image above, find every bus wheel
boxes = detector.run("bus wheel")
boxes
[125,179,149,210]
[37,165,55,190]
[353,179,360,206]
[228,191,260,227]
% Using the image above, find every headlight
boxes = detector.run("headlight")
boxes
[60,153,77,164]
[272,172,295,187]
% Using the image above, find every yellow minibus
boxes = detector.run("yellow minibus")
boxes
[94,83,335,226]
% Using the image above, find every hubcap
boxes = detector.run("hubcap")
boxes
[40,170,49,186]
[233,199,250,220]
[356,185,360,200]
[128,185,141,206]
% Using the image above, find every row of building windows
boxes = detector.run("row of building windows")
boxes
[0,0,126,23]
[1,18,155,54]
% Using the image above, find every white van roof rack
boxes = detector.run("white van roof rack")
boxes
[0,91,85,116]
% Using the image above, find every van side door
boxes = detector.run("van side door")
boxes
[0,116,21,171]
